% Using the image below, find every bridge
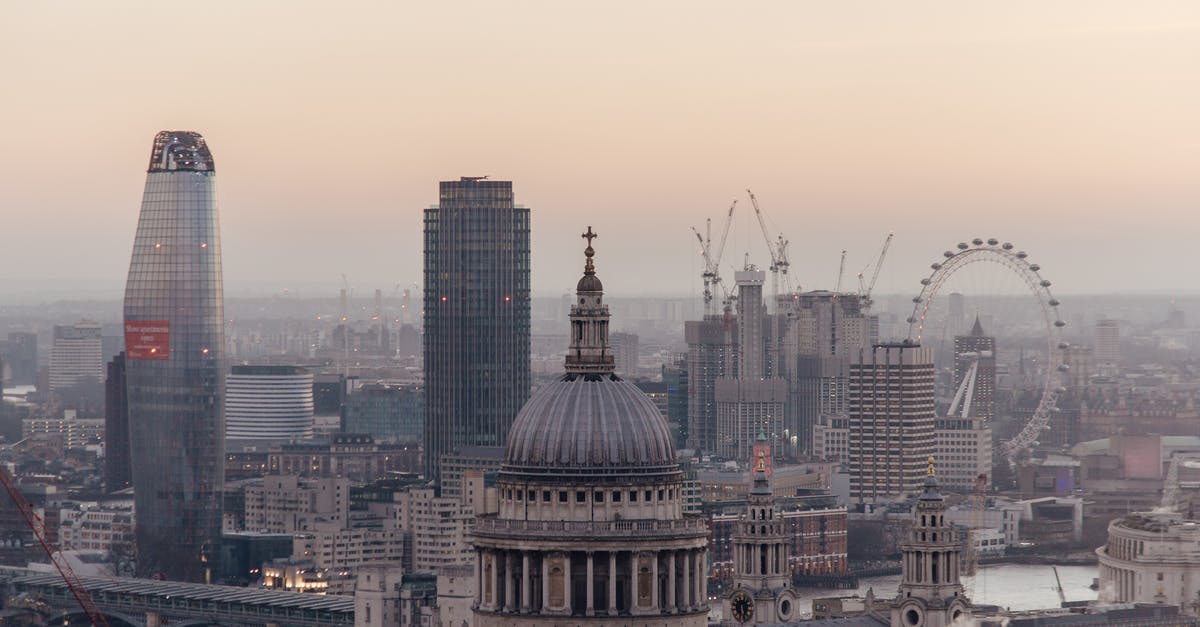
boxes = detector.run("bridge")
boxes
[0,567,354,627]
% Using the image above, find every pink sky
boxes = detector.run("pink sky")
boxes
[2,2,1197,297]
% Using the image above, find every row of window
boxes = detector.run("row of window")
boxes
[504,486,678,505]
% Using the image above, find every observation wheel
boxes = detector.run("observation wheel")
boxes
[906,238,1068,462]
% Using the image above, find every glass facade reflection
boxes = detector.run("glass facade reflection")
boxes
[423,177,530,482]
[123,131,225,582]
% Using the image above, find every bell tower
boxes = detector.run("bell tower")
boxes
[891,458,971,627]
[723,448,797,624]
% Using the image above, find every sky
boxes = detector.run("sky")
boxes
[1,2,1198,301]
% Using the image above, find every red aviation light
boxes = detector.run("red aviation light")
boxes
[200,242,208,249]
[154,243,162,249]
[441,296,448,302]
[201,347,210,355]
[504,296,511,302]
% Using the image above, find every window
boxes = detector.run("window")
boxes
[629,491,637,502]
[594,491,604,503]
[645,490,652,502]
[559,491,568,503]
[576,491,586,503]
[612,491,621,503]
[542,491,551,503]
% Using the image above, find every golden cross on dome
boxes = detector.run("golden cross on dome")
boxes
[927,456,936,477]
[582,226,597,247]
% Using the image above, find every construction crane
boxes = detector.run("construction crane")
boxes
[963,472,989,584]
[0,465,110,626]
[691,200,737,317]
[856,232,893,310]
[745,188,793,308]
[834,250,847,294]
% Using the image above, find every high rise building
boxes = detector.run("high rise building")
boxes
[423,177,530,483]
[4,332,37,386]
[790,291,878,454]
[1094,318,1121,367]
[936,316,995,492]
[225,366,314,442]
[715,270,786,460]
[104,352,131,492]
[684,312,737,452]
[472,230,709,625]
[48,321,103,393]
[848,343,936,503]
[123,131,225,581]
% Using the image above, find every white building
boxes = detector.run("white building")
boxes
[1097,511,1200,608]
[933,426,991,493]
[23,409,104,449]
[225,365,314,441]
[243,475,349,533]
[48,321,102,393]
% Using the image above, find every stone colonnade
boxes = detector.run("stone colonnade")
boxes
[476,547,708,617]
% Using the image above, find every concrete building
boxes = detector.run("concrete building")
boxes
[848,344,936,503]
[1094,318,1121,368]
[122,131,226,581]
[22,409,104,449]
[423,177,531,483]
[48,321,103,393]
[472,233,710,626]
[266,433,421,481]
[610,331,639,377]
[1097,510,1200,609]
[242,475,350,534]
[715,270,787,461]
[684,314,737,453]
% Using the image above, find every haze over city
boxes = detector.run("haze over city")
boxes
[3,2,1198,300]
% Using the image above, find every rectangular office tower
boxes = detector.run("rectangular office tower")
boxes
[848,343,935,503]
[123,131,225,581]
[423,177,530,483]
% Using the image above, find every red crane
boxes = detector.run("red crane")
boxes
[0,465,110,627]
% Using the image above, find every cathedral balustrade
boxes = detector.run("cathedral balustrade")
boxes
[474,516,708,538]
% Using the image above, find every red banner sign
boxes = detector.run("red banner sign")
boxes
[126,320,170,360]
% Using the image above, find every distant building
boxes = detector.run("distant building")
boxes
[1094,318,1121,366]
[340,381,422,443]
[4,332,37,386]
[610,331,639,377]
[225,365,314,442]
[423,177,531,483]
[48,321,103,393]
[266,434,421,481]
[438,445,504,504]
[23,409,103,449]
[685,313,737,452]
[104,352,131,491]
[848,344,936,503]
[715,270,787,460]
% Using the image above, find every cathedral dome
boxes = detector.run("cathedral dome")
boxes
[503,374,676,476]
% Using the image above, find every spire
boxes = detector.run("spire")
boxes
[970,314,985,337]
[565,227,615,377]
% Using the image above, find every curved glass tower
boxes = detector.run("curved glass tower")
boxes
[123,131,225,581]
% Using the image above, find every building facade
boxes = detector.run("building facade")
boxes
[48,321,103,393]
[472,231,710,626]
[340,381,423,444]
[104,352,131,491]
[423,177,531,483]
[1097,511,1200,608]
[848,344,936,503]
[225,365,314,441]
[123,130,226,581]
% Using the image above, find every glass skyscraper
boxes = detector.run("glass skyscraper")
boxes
[123,131,225,581]
[423,177,530,483]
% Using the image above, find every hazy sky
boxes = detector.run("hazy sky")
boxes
[2,2,1197,300]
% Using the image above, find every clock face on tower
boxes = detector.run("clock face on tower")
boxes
[731,590,754,623]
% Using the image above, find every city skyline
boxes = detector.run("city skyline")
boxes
[2,3,1198,298]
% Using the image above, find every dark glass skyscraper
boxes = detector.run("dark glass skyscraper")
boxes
[123,131,225,581]
[423,177,530,483]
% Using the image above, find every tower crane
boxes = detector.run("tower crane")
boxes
[1160,454,1200,513]
[834,250,847,294]
[856,232,893,310]
[691,199,737,317]
[745,188,793,308]
[0,465,110,626]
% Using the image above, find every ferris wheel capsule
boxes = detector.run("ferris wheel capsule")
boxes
[1054,320,1066,327]
[1016,251,1027,259]
[1058,363,1070,371]
[944,251,954,258]
[972,238,983,246]
[907,317,916,323]
[1030,264,1041,272]
[912,297,922,303]
[1048,299,1060,306]
[987,238,999,246]
[1002,242,1014,250]
[1058,341,1070,349]
[957,243,969,250]
[920,278,931,285]
[1040,280,1051,287]
[1055,386,1067,394]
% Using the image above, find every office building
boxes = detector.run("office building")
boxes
[340,381,423,443]
[48,321,103,393]
[951,316,995,424]
[848,344,936,503]
[1094,318,1121,367]
[472,231,709,625]
[104,352,131,491]
[423,177,530,483]
[225,365,314,442]
[684,313,737,452]
[1097,511,1200,607]
[715,269,786,461]
[123,131,226,581]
